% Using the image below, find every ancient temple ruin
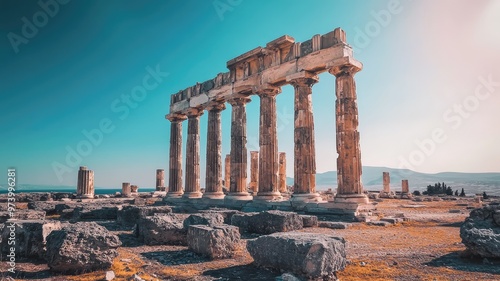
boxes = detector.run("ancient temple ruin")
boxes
[165,28,372,216]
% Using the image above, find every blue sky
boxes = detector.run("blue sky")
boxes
[1,0,499,188]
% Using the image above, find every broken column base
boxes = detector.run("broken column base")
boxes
[401,193,412,199]
[182,191,203,199]
[224,192,253,203]
[253,191,283,201]
[166,191,184,199]
[202,192,226,199]
[304,198,377,222]
[333,194,370,204]
[77,194,94,199]
[290,193,322,203]
[160,193,375,221]
[379,191,396,199]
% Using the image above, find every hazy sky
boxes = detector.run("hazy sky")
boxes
[1,0,499,188]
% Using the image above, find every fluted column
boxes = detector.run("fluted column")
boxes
[183,109,203,199]
[226,97,253,201]
[255,87,282,200]
[224,154,230,190]
[166,113,187,198]
[278,152,287,193]
[249,151,259,194]
[77,166,94,199]
[156,169,165,191]
[330,62,368,203]
[122,182,131,197]
[287,72,320,202]
[203,102,226,199]
[401,180,409,194]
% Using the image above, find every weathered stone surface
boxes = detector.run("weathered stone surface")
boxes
[289,74,318,196]
[329,65,363,197]
[46,222,121,273]
[183,213,225,230]
[136,214,189,245]
[231,210,303,234]
[401,180,409,193]
[204,103,225,199]
[226,97,252,200]
[117,205,172,227]
[494,210,500,226]
[276,273,303,281]
[224,154,231,190]
[460,204,500,258]
[122,182,131,197]
[200,209,243,224]
[167,114,187,198]
[247,232,346,279]
[318,221,351,229]
[15,192,52,202]
[1,220,62,260]
[278,152,287,193]
[133,197,146,206]
[187,224,241,259]
[156,169,165,191]
[256,88,281,200]
[72,206,120,220]
[105,270,115,280]
[77,166,94,199]
[382,172,390,193]
[0,210,45,223]
[300,215,318,227]
[27,201,59,215]
[249,151,259,193]
[184,111,203,199]
[368,221,392,227]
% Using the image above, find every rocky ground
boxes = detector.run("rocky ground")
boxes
[1,198,499,281]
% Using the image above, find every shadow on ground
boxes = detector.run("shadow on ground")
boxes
[439,222,463,227]
[203,264,278,280]
[426,252,500,275]
[142,250,209,266]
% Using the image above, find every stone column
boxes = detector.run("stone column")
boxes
[330,61,369,204]
[183,109,204,199]
[278,152,287,193]
[382,172,390,194]
[122,182,131,197]
[203,102,226,199]
[402,180,409,194]
[226,97,252,201]
[77,166,94,199]
[156,169,165,191]
[249,151,259,194]
[287,72,320,202]
[224,154,231,190]
[166,113,187,198]
[255,87,282,200]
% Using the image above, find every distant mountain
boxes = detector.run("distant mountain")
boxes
[286,166,500,195]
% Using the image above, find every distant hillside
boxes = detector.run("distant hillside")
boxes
[286,166,500,195]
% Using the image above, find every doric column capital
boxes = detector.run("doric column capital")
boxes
[165,113,187,122]
[256,86,281,97]
[228,96,251,106]
[206,100,226,112]
[328,58,363,77]
[185,107,204,118]
[286,71,319,87]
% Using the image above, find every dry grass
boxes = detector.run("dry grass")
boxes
[15,202,28,209]
[68,248,159,281]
